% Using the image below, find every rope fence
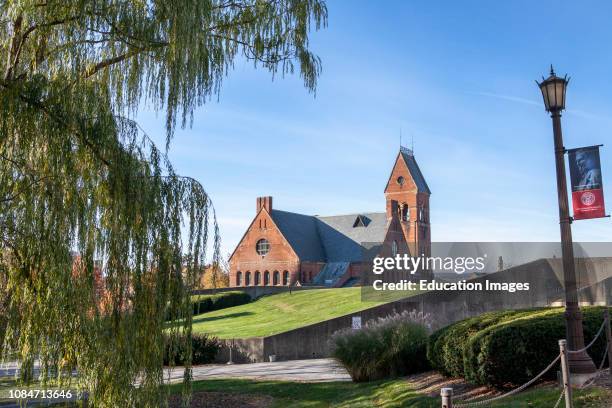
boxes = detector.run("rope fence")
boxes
[567,318,606,355]
[552,386,566,408]
[440,308,612,408]
[450,353,561,408]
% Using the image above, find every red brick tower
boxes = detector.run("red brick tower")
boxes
[384,147,431,258]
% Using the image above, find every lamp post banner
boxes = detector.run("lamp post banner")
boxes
[568,145,606,220]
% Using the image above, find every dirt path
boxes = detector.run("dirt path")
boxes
[404,368,612,402]
[403,371,504,401]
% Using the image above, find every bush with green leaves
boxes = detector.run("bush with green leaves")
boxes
[330,310,431,382]
[163,333,220,366]
[192,291,251,315]
[426,308,543,377]
[428,307,609,389]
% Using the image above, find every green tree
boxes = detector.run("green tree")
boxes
[0,1,326,406]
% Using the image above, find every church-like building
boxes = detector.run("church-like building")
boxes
[229,147,431,287]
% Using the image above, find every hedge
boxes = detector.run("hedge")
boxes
[163,333,220,366]
[192,291,251,316]
[426,308,546,377]
[428,307,609,389]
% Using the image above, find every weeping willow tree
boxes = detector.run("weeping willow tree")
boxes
[0,1,327,406]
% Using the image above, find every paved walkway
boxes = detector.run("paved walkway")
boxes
[166,358,351,383]
[0,358,350,407]
[2,358,351,384]
[2,358,352,383]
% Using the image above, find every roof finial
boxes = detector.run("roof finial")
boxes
[550,64,555,76]
[411,133,414,152]
[399,127,402,148]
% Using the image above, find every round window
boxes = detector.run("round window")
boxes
[256,239,270,256]
[396,176,405,186]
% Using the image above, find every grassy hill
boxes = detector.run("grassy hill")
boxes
[191,287,386,339]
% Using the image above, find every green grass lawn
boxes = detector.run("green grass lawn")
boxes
[191,287,392,339]
[169,378,612,408]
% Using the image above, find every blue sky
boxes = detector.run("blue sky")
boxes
[137,1,612,257]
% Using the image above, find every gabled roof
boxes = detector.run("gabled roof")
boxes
[270,210,326,261]
[316,212,388,262]
[399,148,431,194]
[269,210,390,263]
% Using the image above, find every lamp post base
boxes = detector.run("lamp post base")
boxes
[564,308,596,376]
[567,348,596,377]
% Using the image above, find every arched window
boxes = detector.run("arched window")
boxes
[256,238,270,256]
[255,271,261,286]
[264,271,270,286]
[283,271,289,286]
[273,271,280,285]
[391,240,398,257]
[245,271,251,286]
[236,271,242,286]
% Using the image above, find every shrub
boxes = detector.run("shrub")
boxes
[163,333,220,366]
[426,308,544,377]
[465,307,607,388]
[330,310,431,382]
[427,306,608,389]
[192,291,251,315]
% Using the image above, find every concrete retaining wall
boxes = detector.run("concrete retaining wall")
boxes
[215,258,612,363]
[214,338,265,364]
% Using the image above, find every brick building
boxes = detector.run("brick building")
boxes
[229,147,431,287]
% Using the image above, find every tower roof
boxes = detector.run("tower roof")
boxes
[397,146,431,194]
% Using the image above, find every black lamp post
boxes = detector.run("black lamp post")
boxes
[537,66,596,375]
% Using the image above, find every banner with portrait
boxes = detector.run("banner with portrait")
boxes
[568,145,606,220]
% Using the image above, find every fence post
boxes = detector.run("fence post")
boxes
[559,339,573,408]
[605,308,612,384]
[441,387,453,408]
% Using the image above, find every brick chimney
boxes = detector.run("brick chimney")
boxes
[256,196,273,213]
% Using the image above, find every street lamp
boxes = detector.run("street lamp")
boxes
[537,66,596,376]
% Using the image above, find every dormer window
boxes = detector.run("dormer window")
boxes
[353,215,368,228]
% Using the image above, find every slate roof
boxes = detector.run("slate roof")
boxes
[270,210,388,263]
[271,210,326,261]
[316,213,388,262]
[400,148,431,194]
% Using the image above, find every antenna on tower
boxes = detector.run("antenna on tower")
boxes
[399,127,402,147]
[411,133,414,152]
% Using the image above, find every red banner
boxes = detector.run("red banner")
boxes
[568,146,606,220]
[571,189,605,220]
